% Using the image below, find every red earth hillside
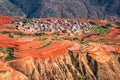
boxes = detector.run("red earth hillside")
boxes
[0,17,119,63]
[0,15,14,24]
[0,17,120,80]
[0,33,73,58]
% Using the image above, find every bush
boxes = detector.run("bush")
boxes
[6,48,14,55]
[0,47,5,53]
[106,23,112,27]
[0,47,15,61]
[5,48,15,61]
[9,34,14,38]
[35,33,42,36]
[5,54,15,61]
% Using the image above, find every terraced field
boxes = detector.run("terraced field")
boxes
[0,15,120,80]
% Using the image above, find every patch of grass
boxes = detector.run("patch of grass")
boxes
[80,41,86,44]
[36,41,52,49]
[37,38,48,41]
[19,35,24,38]
[51,37,60,41]
[0,31,9,34]
[80,41,89,45]
[90,27,111,35]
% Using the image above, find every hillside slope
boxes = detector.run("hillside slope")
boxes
[0,16,120,80]
[0,0,25,17]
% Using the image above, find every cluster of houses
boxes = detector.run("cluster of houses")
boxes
[15,18,94,35]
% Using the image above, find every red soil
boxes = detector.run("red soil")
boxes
[14,41,72,58]
[18,41,49,51]
[104,27,120,39]
[0,16,118,64]
[0,65,10,71]
[0,34,18,41]
[0,15,14,24]
[0,32,72,58]
[0,25,7,30]
[87,43,111,63]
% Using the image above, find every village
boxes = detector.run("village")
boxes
[15,18,95,36]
